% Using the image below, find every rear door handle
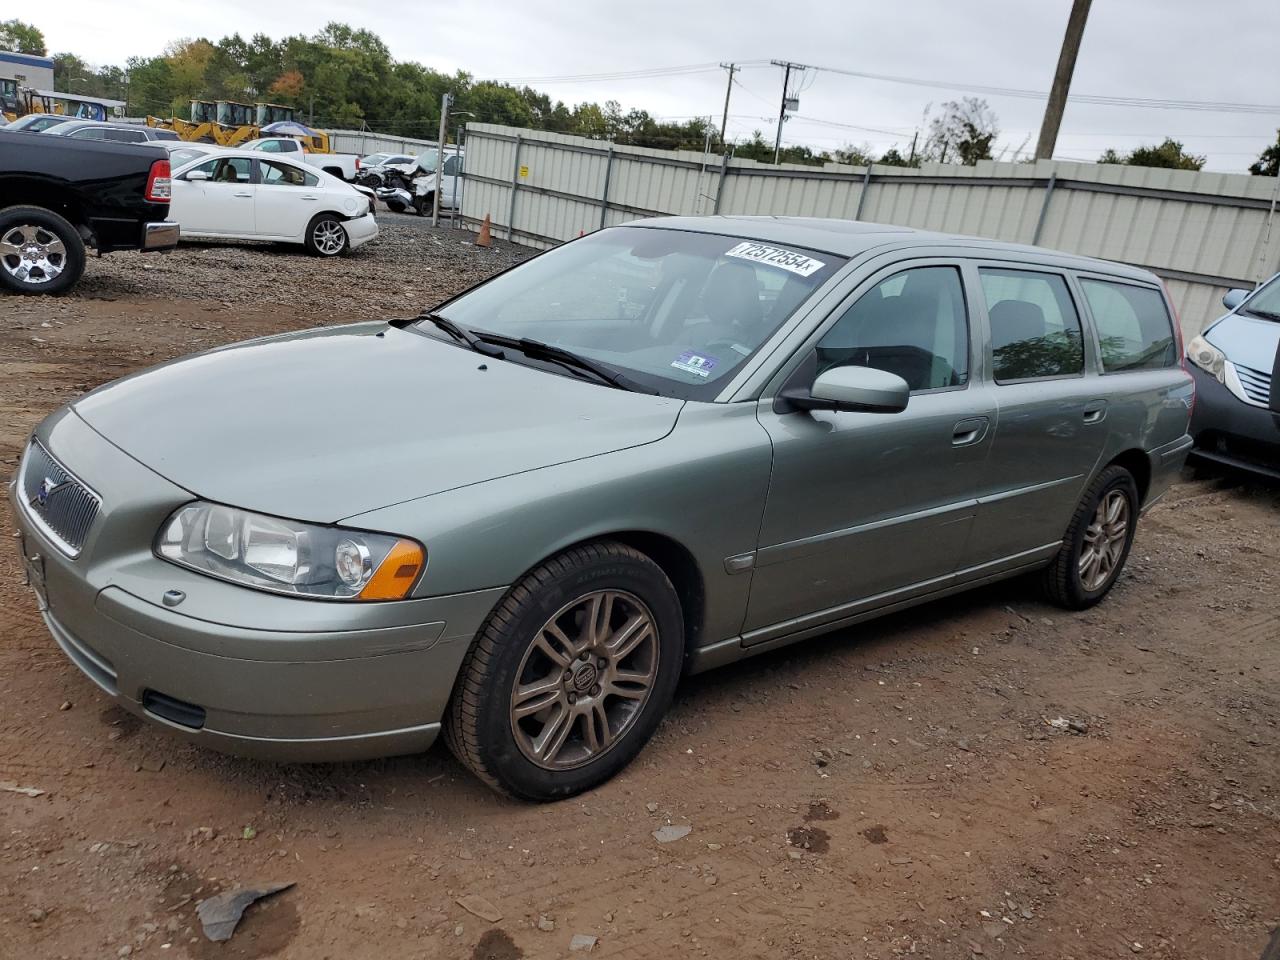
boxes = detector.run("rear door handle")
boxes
[952,416,990,446]
[1083,401,1109,424]
[300,195,319,201]
[233,191,252,198]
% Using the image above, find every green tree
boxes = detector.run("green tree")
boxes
[832,143,876,166]
[924,97,999,165]
[1250,129,1279,176]
[878,147,920,168]
[1098,138,1205,170]
[0,19,45,55]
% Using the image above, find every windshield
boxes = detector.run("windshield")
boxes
[1243,275,1280,321]
[428,226,845,399]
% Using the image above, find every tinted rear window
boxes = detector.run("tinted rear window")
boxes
[980,268,1085,381]
[1080,279,1177,372]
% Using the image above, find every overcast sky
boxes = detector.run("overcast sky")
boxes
[30,0,1280,172]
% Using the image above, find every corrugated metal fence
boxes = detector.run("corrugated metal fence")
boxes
[455,123,1280,335]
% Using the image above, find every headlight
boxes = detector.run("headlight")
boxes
[156,502,424,601]
[1186,335,1226,383]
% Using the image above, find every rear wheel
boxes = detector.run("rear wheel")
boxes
[444,541,684,801]
[304,214,348,257]
[1041,464,1139,609]
[0,206,86,295]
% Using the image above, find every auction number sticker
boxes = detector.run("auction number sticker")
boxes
[671,351,718,378]
[724,242,826,277]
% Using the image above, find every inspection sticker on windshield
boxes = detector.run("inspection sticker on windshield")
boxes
[671,351,718,378]
[724,242,826,277]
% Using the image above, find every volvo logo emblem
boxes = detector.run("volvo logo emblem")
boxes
[571,663,598,693]
[32,476,68,511]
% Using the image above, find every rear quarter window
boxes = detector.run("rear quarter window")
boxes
[1079,279,1177,372]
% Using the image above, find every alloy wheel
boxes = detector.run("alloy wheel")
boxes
[509,589,659,770]
[0,225,67,284]
[313,220,345,255]
[1078,489,1130,591]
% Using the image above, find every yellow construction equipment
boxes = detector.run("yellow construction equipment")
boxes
[144,100,336,153]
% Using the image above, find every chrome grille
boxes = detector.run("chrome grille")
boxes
[1234,362,1272,406]
[19,439,101,557]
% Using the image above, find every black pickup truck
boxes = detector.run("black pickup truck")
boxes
[0,130,179,295]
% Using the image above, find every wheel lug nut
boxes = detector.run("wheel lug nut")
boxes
[597,658,608,669]
[590,685,601,697]
[563,671,572,681]
[567,692,577,704]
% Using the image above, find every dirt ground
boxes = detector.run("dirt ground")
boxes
[1,217,1277,960]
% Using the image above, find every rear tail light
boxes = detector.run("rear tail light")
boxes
[355,156,361,170]
[145,159,172,203]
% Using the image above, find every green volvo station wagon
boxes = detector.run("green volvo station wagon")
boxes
[12,217,1194,800]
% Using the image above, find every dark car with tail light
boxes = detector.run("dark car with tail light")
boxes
[0,129,178,295]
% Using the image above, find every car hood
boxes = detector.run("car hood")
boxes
[1207,312,1279,372]
[73,322,684,522]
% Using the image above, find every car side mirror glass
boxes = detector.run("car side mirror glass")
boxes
[782,365,910,414]
[1221,288,1248,311]
[184,170,210,181]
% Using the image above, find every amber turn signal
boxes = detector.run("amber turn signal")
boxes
[359,539,425,600]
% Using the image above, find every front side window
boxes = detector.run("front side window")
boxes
[186,157,252,183]
[980,268,1085,382]
[1080,279,1177,371]
[432,227,846,400]
[443,156,461,176]
[815,266,969,392]
[256,140,282,153]
[69,127,106,140]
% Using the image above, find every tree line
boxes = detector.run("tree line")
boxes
[3,18,1277,173]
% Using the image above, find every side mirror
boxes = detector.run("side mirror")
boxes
[184,170,210,181]
[781,365,910,414]
[1222,288,1248,311]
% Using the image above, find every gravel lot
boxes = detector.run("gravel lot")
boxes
[1,217,1278,960]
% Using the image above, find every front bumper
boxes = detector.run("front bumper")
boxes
[1188,365,1280,479]
[342,212,379,250]
[10,409,505,762]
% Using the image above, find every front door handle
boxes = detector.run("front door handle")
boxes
[233,191,252,198]
[300,195,319,201]
[952,416,990,446]
[1082,400,1109,424]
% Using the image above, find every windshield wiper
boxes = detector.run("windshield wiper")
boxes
[474,334,655,393]
[419,312,505,357]
[1244,307,1280,322]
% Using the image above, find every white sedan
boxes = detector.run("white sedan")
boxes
[168,150,378,256]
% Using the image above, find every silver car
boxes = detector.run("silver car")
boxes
[1186,272,1280,478]
[11,217,1194,800]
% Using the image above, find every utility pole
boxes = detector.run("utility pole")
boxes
[718,62,737,148]
[1035,0,1093,160]
[432,92,450,227]
[770,60,806,164]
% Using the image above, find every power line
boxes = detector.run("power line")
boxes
[806,62,1280,116]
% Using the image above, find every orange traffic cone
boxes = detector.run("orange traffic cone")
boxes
[475,214,492,248]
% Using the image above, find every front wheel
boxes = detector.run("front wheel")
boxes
[1041,464,1139,609]
[304,214,348,257]
[0,205,87,295]
[443,541,684,801]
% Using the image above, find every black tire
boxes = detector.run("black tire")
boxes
[443,541,684,801]
[303,213,348,257]
[385,200,406,214]
[0,205,86,296]
[414,193,434,217]
[1041,464,1140,610]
